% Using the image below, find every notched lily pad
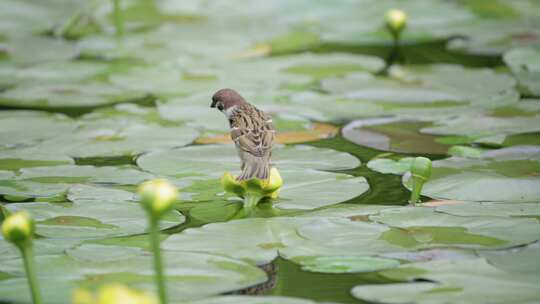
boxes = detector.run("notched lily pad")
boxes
[403,145,540,203]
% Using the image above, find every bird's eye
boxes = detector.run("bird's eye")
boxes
[217,104,224,111]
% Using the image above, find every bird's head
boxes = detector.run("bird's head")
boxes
[211,88,246,116]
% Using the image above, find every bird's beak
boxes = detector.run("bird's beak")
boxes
[210,100,217,108]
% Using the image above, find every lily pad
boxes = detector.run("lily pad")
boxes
[0,81,144,109]
[403,145,540,203]
[352,256,540,304]
[138,144,359,178]
[5,187,183,239]
[297,256,400,274]
[138,144,367,210]
[367,157,415,175]
[0,165,152,200]
[343,118,451,154]
[25,114,200,158]
[370,207,540,248]
[436,201,540,218]
[323,65,519,118]
[504,48,540,96]
[0,244,266,303]
[0,110,74,150]
[187,295,317,304]
[420,100,540,146]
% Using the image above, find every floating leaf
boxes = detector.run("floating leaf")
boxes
[403,145,540,203]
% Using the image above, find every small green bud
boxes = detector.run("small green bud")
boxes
[385,9,407,37]
[2,211,34,246]
[409,157,432,205]
[138,179,178,218]
[411,157,432,181]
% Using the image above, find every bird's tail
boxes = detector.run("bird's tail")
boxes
[238,155,270,180]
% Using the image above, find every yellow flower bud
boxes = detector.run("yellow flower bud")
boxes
[138,179,178,218]
[72,288,94,304]
[385,9,407,34]
[221,172,245,197]
[73,284,157,304]
[2,211,34,246]
[221,168,283,199]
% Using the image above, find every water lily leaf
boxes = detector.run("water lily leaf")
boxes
[187,295,317,304]
[195,122,338,145]
[4,35,79,65]
[504,48,540,96]
[0,81,145,109]
[370,207,540,248]
[5,190,183,239]
[0,165,152,200]
[164,216,397,269]
[137,145,366,210]
[26,114,199,158]
[0,110,74,150]
[298,256,400,274]
[480,243,540,274]
[343,118,451,154]
[323,65,519,119]
[444,19,540,56]
[367,157,415,175]
[0,150,74,171]
[0,244,266,303]
[4,60,108,84]
[138,144,360,178]
[164,217,306,265]
[436,201,540,217]
[352,257,540,304]
[421,100,540,146]
[403,145,540,203]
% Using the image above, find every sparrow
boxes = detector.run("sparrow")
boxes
[210,88,275,180]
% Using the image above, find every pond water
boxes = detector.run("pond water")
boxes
[1,1,540,303]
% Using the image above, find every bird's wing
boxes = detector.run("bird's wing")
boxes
[231,106,275,157]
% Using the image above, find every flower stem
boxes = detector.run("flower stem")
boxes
[19,245,42,304]
[149,218,167,304]
[409,178,423,206]
[112,0,124,38]
[243,193,263,216]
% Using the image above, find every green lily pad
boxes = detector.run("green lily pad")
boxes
[403,145,540,203]
[352,255,540,304]
[323,65,519,118]
[370,207,540,248]
[343,118,451,154]
[298,256,400,274]
[420,100,540,146]
[165,216,399,274]
[0,149,74,171]
[444,19,540,56]
[436,201,540,217]
[0,81,144,109]
[0,165,152,200]
[504,48,540,96]
[0,244,266,303]
[164,217,306,265]
[0,60,108,84]
[24,114,200,158]
[186,295,317,304]
[5,187,183,239]
[3,35,79,65]
[367,157,415,174]
[0,110,74,150]
[138,145,367,210]
[138,144,359,178]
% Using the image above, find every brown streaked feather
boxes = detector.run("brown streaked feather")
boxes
[230,104,275,158]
